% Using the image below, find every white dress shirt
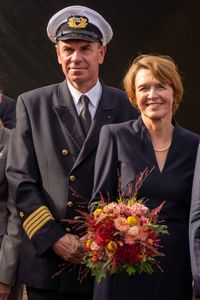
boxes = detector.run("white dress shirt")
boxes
[67,80,102,120]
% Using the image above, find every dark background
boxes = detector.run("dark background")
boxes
[0,0,199,134]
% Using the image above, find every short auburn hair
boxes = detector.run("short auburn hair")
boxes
[123,54,184,114]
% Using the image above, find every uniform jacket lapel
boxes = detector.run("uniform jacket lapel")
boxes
[73,84,119,169]
[52,81,85,155]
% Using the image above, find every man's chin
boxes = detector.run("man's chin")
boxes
[67,77,85,87]
[68,68,86,76]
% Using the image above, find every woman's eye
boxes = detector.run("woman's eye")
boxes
[158,84,165,89]
[139,87,148,92]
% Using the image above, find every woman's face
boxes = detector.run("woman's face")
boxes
[135,68,174,122]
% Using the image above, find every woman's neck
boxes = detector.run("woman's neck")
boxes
[142,116,174,172]
[141,115,174,148]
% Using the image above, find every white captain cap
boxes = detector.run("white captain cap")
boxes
[47,5,113,45]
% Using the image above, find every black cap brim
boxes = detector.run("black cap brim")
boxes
[57,32,100,43]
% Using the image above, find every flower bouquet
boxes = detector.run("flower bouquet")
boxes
[76,168,168,283]
[56,168,168,284]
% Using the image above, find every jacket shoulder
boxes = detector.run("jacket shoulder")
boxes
[178,125,199,143]
[104,85,127,99]
[102,120,135,136]
[102,84,139,118]
[19,82,60,100]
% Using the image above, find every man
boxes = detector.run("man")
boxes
[0,93,22,300]
[189,144,200,300]
[0,119,23,300]
[6,5,138,300]
[0,93,16,129]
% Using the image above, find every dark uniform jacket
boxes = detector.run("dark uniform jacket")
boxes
[6,80,138,293]
[189,142,200,297]
[0,95,16,129]
[0,128,22,286]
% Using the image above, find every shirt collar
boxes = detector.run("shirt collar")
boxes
[67,80,102,108]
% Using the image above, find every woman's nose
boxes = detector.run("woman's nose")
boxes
[147,88,157,99]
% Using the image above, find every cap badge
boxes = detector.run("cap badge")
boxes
[67,16,88,29]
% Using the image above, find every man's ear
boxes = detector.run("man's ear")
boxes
[55,43,61,65]
[99,45,107,65]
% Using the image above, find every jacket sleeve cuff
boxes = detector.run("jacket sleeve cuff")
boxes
[31,220,66,256]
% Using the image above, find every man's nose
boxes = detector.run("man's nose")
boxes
[71,51,81,62]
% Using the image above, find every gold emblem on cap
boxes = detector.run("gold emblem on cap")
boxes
[67,16,88,28]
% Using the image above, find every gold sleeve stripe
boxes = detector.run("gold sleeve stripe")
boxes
[23,208,52,232]
[23,206,55,238]
[23,206,53,228]
[28,215,54,239]
[25,211,52,235]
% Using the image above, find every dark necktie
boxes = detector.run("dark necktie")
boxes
[79,95,91,135]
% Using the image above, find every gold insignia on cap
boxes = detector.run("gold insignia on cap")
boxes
[67,16,88,28]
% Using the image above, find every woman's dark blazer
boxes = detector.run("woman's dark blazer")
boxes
[91,117,199,300]
[93,117,199,199]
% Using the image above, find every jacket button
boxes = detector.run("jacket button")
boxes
[69,175,76,182]
[67,201,73,207]
[61,149,69,156]
[65,227,71,232]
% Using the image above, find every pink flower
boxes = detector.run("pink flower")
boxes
[138,226,149,241]
[130,203,149,215]
[124,226,139,244]
[114,217,130,232]
[90,241,100,251]
[103,203,117,213]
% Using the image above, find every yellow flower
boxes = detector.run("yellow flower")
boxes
[127,216,138,226]
[86,239,92,249]
[93,208,103,217]
[107,241,118,252]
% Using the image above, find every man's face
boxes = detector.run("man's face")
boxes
[56,40,106,92]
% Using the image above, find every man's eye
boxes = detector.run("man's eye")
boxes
[81,45,91,51]
[63,48,71,53]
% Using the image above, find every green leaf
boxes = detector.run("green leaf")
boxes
[125,264,137,275]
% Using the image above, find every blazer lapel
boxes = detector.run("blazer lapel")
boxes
[53,81,85,154]
[73,84,119,169]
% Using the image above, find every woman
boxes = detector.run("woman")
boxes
[0,119,22,300]
[92,54,199,300]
